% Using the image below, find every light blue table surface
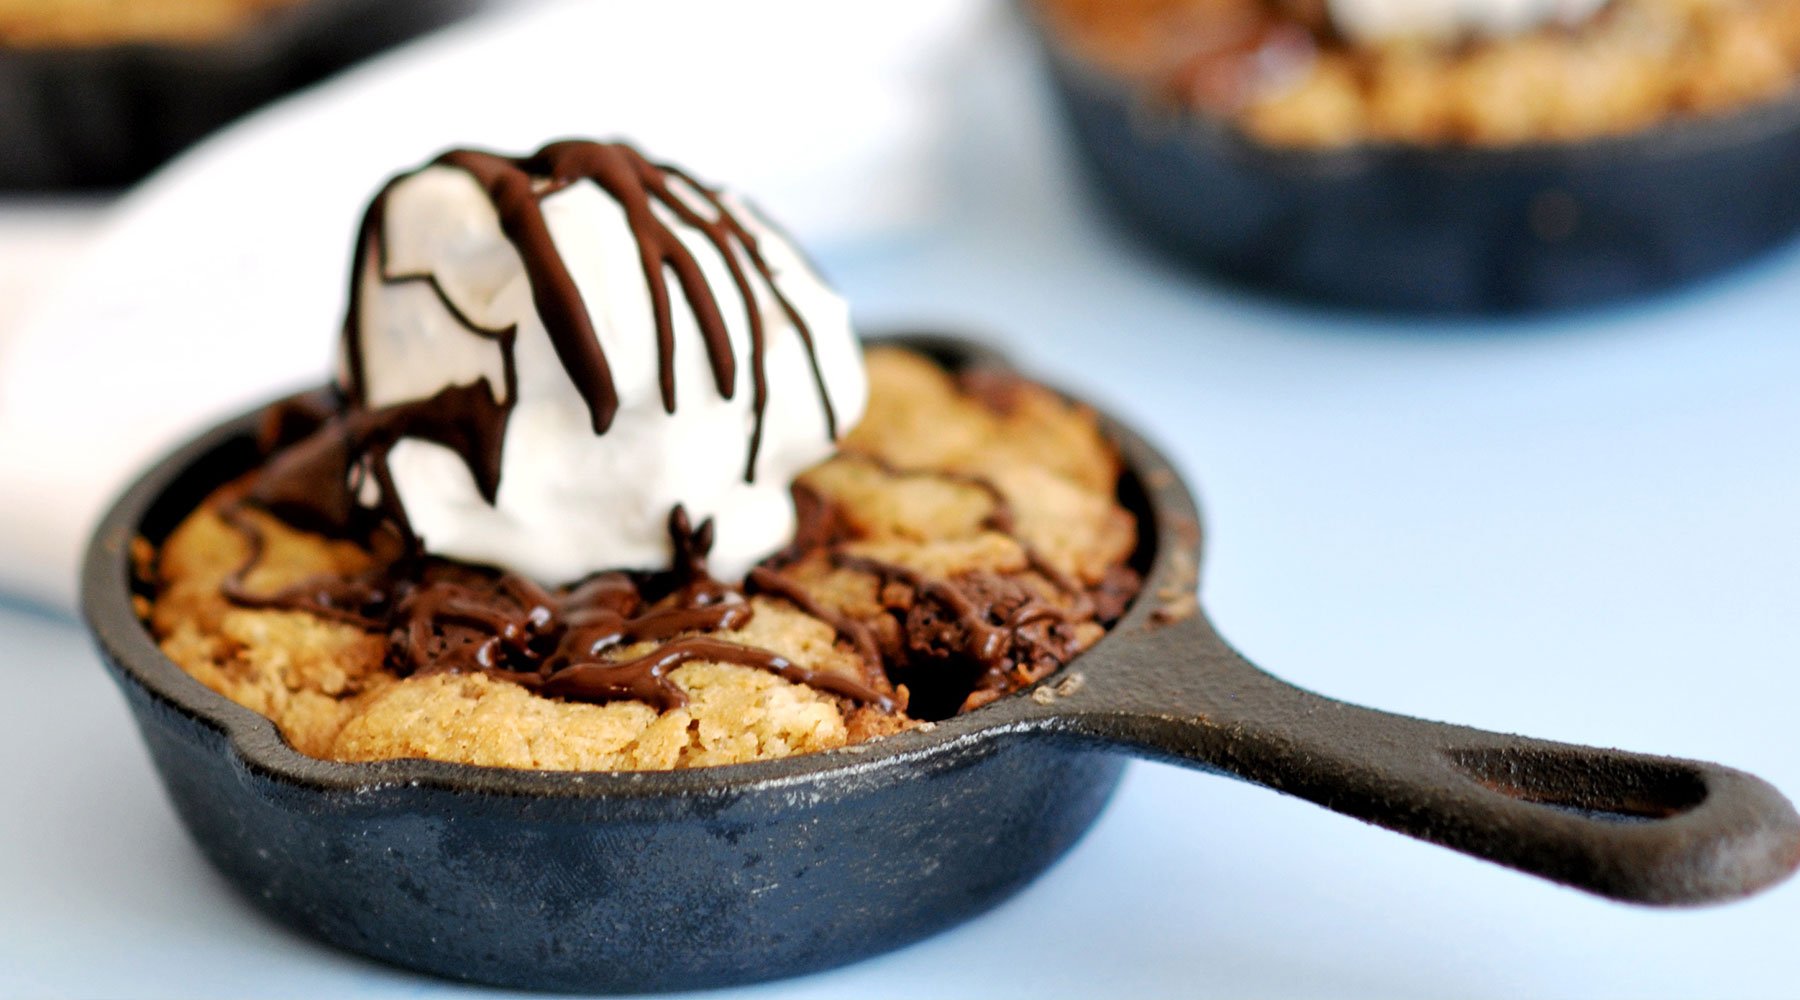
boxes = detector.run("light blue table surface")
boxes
[6,32,1799,1000]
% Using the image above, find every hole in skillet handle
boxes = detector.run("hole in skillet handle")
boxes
[1446,746,1709,823]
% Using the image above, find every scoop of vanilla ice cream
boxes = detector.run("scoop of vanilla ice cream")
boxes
[1327,0,1609,43]
[348,161,866,583]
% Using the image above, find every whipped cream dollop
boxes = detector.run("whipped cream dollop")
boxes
[340,142,865,583]
[1327,0,1610,43]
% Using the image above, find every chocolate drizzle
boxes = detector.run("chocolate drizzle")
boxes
[223,502,894,713]
[747,565,885,688]
[418,142,836,473]
[220,499,393,628]
[804,452,1131,716]
[271,140,841,550]
[833,551,1091,717]
[248,383,510,539]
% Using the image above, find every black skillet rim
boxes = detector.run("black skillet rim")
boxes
[1019,0,1800,172]
[81,337,1198,804]
[0,0,478,190]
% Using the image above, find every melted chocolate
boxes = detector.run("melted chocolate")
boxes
[249,382,509,539]
[219,500,393,628]
[224,503,895,713]
[269,140,840,548]
[501,636,882,713]
[834,451,1108,624]
[836,554,1012,665]
[747,565,885,688]
[219,452,1135,717]
[831,551,1096,719]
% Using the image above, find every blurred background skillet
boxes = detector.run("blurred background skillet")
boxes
[1021,0,1800,314]
[0,0,478,189]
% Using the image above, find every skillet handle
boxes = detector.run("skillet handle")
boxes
[1038,612,1800,906]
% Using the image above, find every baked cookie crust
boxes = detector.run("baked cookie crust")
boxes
[147,348,1141,771]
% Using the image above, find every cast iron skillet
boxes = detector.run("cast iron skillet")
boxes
[84,334,1800,992]
[0,0,478,190]
[1021,10,1800,314]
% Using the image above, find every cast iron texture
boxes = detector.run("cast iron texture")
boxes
[84,334,1800,992]
[0,0,477,190]
[1022,14,1800,314]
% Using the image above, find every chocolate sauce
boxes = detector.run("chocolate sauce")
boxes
[834,451,1110,624]
[747,565,885,688]
[219,501,392,628]
[249,382,509,538]
[428,142,837,470]
[219,450,1131,718]
[836,554,1012,664]
[507,636,884,713]
[223,503,895,713]
[273,140,840,546]
[831,552,1093,718]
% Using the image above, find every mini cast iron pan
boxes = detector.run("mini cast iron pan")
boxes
[84,334,1800,992]
[0,0,477,190]
[1022,15,1800,314]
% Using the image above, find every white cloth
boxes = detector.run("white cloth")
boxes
[0,0,979,609]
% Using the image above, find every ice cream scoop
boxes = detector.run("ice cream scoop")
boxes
[1327,0,1609,43]
[260,141,866,583]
